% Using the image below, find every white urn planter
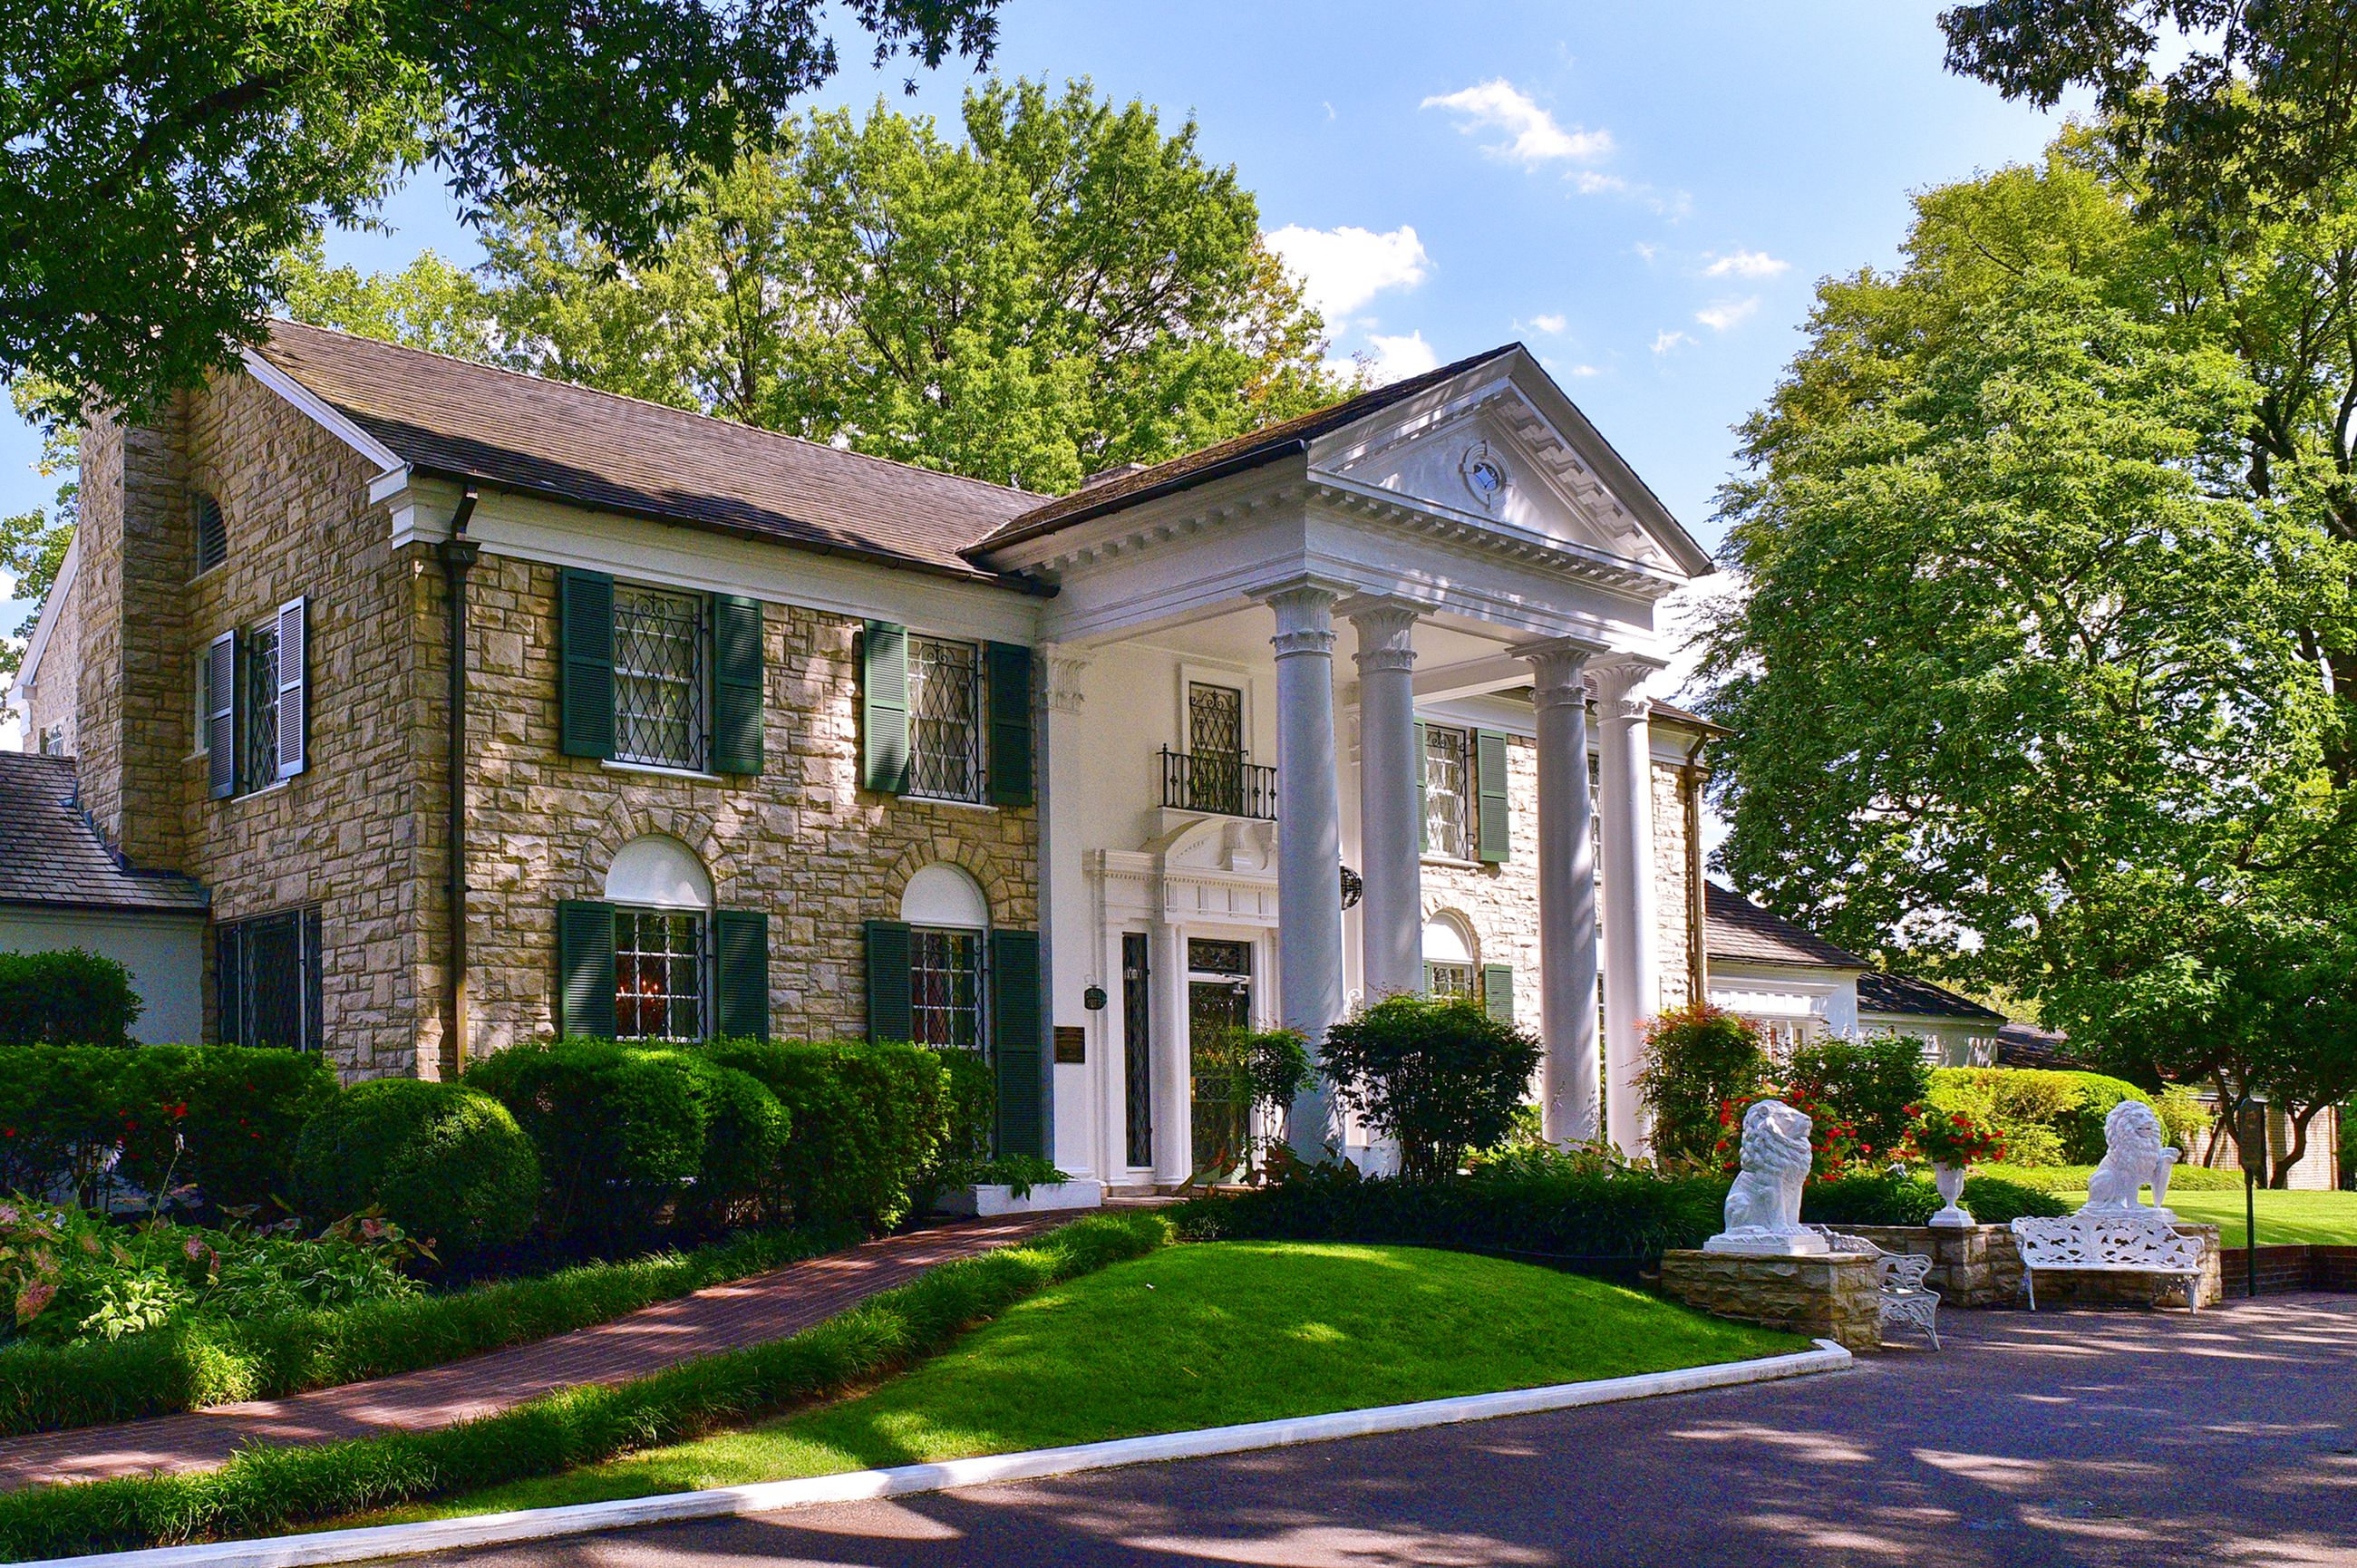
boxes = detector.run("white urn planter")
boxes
[936,1178,1104,1219]
[1928,1161,1974,1228]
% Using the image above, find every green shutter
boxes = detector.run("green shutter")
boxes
[1421,960,1436,995]
[1475,729,1511,863]
[558,569,615,760]
[1414,720,1429,854]
[865,919,912,1042]
[1483,963,1516,1024]
[714,909,770,1040]
[711,595,764,775]
[861,623,909,794]
[985,642,1033,807]
[990,927,1045,1158]
[556,900,616,1039]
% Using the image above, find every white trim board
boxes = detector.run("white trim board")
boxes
[43,1341,1851,1568]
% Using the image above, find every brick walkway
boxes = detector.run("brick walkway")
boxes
[0,1213,1065,1491]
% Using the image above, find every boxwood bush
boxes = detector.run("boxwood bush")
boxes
[700,1039,946,1231]
[0,948,141,1046]
[1799,1170,2067,1227]
[292,1079,540,1256]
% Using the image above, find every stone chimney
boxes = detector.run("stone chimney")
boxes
[1082,460,1149,489]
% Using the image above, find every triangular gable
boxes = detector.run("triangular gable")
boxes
[1310,346,1712,579]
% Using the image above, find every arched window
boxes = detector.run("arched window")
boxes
[191,490,228,575]
[1422,915,1476,1001]
[605,835,712,1040]
[900,865,987,1050]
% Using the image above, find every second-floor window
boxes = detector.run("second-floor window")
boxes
[203,598,308,800]
[1186,681,1246,814]
[612,584,708,770]
[192,491,228,575]
[1422,724,1472,859]
[907,634,984,802]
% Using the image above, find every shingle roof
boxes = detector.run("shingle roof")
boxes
[254,322,1041,583]
[0,753,207,915]
[1857,970,2005,1024]
[1994,1021,2089,1071]
[1703,882,1865,969]
[969,344,1525,553]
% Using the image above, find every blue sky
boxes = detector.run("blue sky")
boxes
[0,1,2091,686]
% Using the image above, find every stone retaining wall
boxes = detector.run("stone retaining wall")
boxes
[1659,1249,1882,1351]
[1832,1221,2224,1309]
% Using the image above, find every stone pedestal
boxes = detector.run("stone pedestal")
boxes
[1660,1249,1882,1351]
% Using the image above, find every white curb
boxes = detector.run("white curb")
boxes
[37,1341,1851,1568]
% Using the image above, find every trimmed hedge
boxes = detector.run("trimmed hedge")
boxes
[292,1080,540,1256]
[1799,1171,2068,1227]
[1974,1161,2247,1195]
[1927,1068,2174,1166]
[0,1224,855,1440]
[700,1039,946,1231]
[0,1211,1170,1557]
[0,948,141,1047]
[0,1045,335,1209]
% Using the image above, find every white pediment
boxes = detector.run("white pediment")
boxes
[1308,353,1710,581]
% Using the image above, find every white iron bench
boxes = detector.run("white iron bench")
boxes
[2008,1215,2206,1312]
[1809,1227,1942,1349]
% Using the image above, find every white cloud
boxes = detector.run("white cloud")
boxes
[1564,363,1603,377]
[1632,241,1659,262]
[1366,331,1440,383]
[1694,297,1760,332]
[1528,313,1567,334]
[1651,329,1693,355]
[1421,79,1612,166]
[1265,223,1431,320]
[1703,249,1789,278]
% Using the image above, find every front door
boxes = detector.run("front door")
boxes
[1188,938,1253,1181]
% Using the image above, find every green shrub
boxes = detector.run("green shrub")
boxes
[468,1039,761,1244]
[1927,1068,2168,1166]
[0,949,141,1046]
[113,1046,337,1211]
[1799,1171,2066,1226]
[1787,1032,1931,1163]
[293,1079,539,1256]
[1319,995,1541,1181]
[701,1039,946,1231]
[1635,1003,1770,1170]
[0,1223,853,1441]
[1974,1161,2246,1194]
[0,1046,129,1201]
[694,1066,791,1227]
[930,1046,995,1165]
[0,1212,1167,1556]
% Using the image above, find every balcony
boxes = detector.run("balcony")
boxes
[1159,747,1276,820]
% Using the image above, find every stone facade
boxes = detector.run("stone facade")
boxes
[1835,1222,2224,1309]
[458,557,1036,1058]
[1658,1248,1883,1351]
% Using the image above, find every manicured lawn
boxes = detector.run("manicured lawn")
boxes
[377,1241,1804,1521]
[2070,1187,2357,1247]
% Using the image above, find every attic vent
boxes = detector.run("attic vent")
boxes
[1082,461,1149,489]
[192,491,227,574]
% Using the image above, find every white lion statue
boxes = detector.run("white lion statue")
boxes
[1704,1099,1827,1255]
[2079,1100,2179,1219]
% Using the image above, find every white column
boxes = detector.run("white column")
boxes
[1349,600,1421,1002]
[1590,654,1665,1157]
[1265,582,1345,1159]
[1149,914,1191,1186]
[1521,641,1603,1147]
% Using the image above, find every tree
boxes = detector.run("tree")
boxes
[444,78,1348,491]
[1,0,1001,424]
[1941,0,2357,227]
[1318,995,1541,1183]
[1700,142,2357,1186]
[0,382,76,697]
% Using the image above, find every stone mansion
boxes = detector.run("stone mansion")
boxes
[20,324,1855,1184]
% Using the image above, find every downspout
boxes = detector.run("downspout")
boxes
[436,489,480,1078]
[1681,734,1710,1009]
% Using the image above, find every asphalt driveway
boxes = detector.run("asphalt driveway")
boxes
[433,1293,2357,1567]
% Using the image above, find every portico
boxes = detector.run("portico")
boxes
[972,344,1714,1182]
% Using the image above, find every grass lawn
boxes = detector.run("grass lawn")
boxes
[372,1242,1804,1523]
[2061,1187,2357,1247]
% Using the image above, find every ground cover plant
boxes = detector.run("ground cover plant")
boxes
[0,1213,1166,1558]
[0,1222,852,1439]
[376,1240,1807,1521]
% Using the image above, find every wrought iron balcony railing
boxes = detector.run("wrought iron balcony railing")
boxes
[1160,747,1277,820]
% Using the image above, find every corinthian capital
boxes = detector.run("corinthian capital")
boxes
[1584,653,1668,722]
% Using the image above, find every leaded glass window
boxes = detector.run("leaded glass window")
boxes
[1186,682,1246,814]
[614,585,708,769]
[1428,962,1475,1002]
[910,926,984,1050]
[616,908,705,1040]
[243,624,279,789]
[907,635,984,801]
[1423,725,1471,859]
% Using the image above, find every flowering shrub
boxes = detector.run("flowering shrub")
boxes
[0,1199,420,1350]
[1713,1084,1867,1179]
[1635,1004,1771,1171]
[1908,1105,2006,1166]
